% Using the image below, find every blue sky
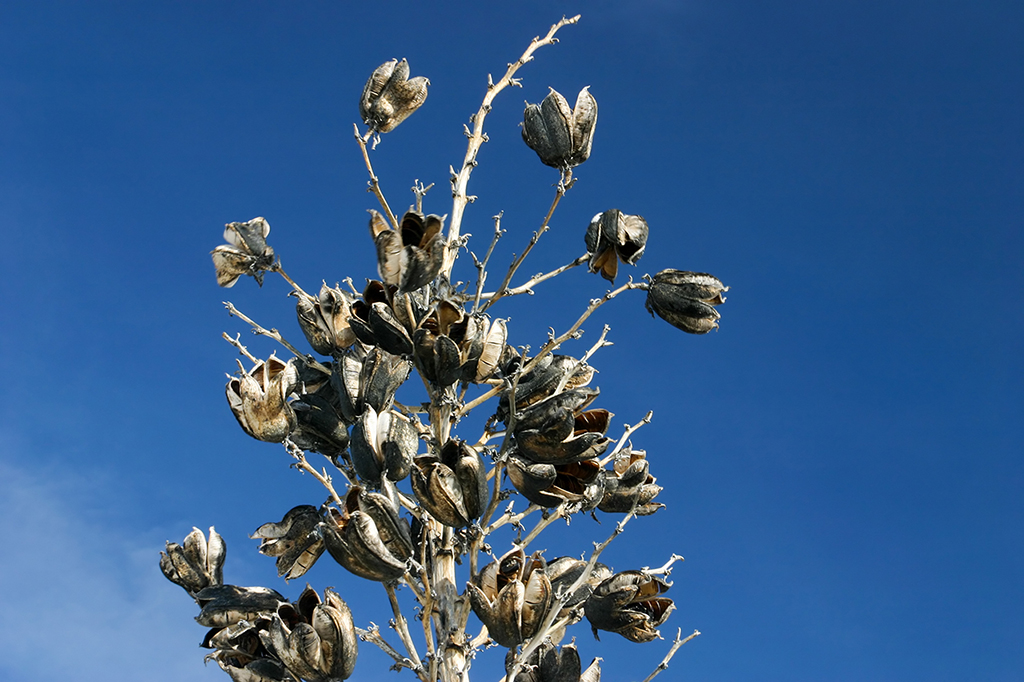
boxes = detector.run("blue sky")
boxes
[1,1,1021,681]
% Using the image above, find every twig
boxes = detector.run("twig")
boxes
[355,624,418,673]
[640,629,702,682]
[475,252,589,301]
[443,14,581,278]
[516,504,567,550]
[412,180,434,213]
[384,583,426,680]
[221,332,259,363]
[471,212,505,313]
[285,442,346,507]
[644,553,684,577]
[353,123,399,230]
[271,262,314,301]
[223,302,332,375]
[600,410,655,467]
[479,179,569,314]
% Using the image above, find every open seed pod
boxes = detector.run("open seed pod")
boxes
[349,405,419,484]
[160,526,226,597]
[598,449,664,516]
[457,315,509,383]
[369,209,445,293]
[250,506,325,581]
[196,585,286,628]
[321,486,413,582]
[289,382,350,460]
[584,209,649,283]
[505,454,605,510]
[468,548,553,648]
[410,439,488,528]
[506,641,602,682]
[333,345,412,424]
[514,388,613,465]
[522,87,598,170]
[584,571,674,643]
[225,355,300,443]
[360,58,429,134]
[296,282,358,356]
[211,217,276,288]
[412,299,466,386]
[645,270,728,334]
[260,585,358,682]
[497,354,595,423]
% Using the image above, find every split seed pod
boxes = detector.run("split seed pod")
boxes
[211,217,276,288]
[196,585,286,628]
[160,526,226,597]
[250,506,325,581]
[584,209,649,283]
[506,454,605,510]
[296,283,358,356]
[321,486,413,582]
[225,355,299,443]
[332,345,412,424]
[260,586,358,682]
[598,449,664,516]
[349,405,419,484]
[468,548,553,648]
[360,58,429,134]
[289,386,350,461]
[506,641,602,682]
[584,571,675,643]
[410,439,488,528]
[514,388,612,465]
[645,270,728,334]
[369,209,445,293]
[522,87,597,170]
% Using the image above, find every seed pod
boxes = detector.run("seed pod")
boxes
[514,388,612,465]
[645,270,728,334]
[260,586,358,682]
[410,439,488,528]
[370,210,445,293]
[349,405,419,484]
[359,58,429,134]
[321,486,413,582]
[289,388,350,461]
[160,526,226,597]
[250,506,325,581]
[505,454,605,510]
[584,210,649,283]
[333,346,412,424]
[211,217,276,288]
[468,549,553,648]
[598,449,664,516]
[296,283,358,356]
[225,355,299,443]
[213,656,295,682]
[584,571,674,643]
[522,87,598,170]
[497,354,594,423]
[196,585,286,628]
[506,641,602,682]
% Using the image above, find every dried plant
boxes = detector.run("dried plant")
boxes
[165,15,722,682]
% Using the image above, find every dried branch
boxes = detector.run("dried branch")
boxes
[477,252,589,301]
[472,212,505,312]
[353,123,399,230]
[640,629,702,682]
[285,441,347,507]
[412,179,434,213]
[271,262,314,301]
[223,302,332,376]
[442,14,581,277]
[384,583,427,681]
[221,332,259,363]
[600,410,655,467]
[356,624,419,674]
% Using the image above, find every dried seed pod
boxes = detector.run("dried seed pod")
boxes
[514,388,612,465]
[260,586,358,682]
[160,526,226,597]
[211,217,276,288]
[250,506,325,581]
[370,210,445,293]
[413,299,467,386]
[584,209,649,283]
[196,585,286,628]
[645,270,728,334]
[321,486,413,582]
[497,354,594,423]
[212,653,296,682]
[410,439,488,528]
[359,58,429,134]
[349,405,418,484]
[332,346,412,424]
[598,449,664,516]
[296,282,358,356]
[522,87,598,170]
[584,571,675,643]
[506,454,605,510]
[506,641,602,682]
[225,355,299,443]
[468,549,553,648]
[289,388,350,461]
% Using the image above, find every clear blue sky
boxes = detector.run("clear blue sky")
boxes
[1,2,1021,681]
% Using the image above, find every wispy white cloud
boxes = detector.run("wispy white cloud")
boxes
[0,456,221,682]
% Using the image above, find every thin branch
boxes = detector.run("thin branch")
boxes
[355,624,419,674]
[412,179,434,213]
[516,504,567,550]
[600,410,655,467]
[476,252,589,301]
[221,332,259,363]
[443,14,581,278]
[271,262,313,301]
[471,212,505,313]
[384,583,426,680]
[479,178,570,314]
[353,123,399,230]
[223,302,332,375]
[640,629,702,682]
[644,553,685,577]
[285,442,346,507]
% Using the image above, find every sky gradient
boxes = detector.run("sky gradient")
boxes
[1,2,1021,681]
